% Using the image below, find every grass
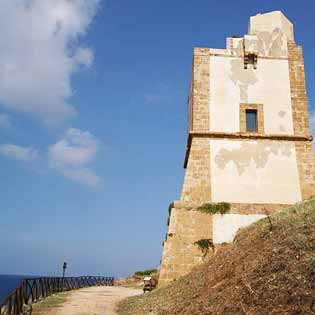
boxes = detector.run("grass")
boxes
[31,292,70,315]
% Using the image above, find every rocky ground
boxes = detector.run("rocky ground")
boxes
[118,199,315,315]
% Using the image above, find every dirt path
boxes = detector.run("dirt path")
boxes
[55,286,142,315]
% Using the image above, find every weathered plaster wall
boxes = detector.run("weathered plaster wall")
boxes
[209,56,294,135]
[249,11,294,43]
[210,139,302,204]
[212,213,266,243]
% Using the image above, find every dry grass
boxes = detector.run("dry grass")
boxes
[118,199,315,315]
[31,292,70,315]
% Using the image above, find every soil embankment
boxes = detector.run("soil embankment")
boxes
[118,199,315,315]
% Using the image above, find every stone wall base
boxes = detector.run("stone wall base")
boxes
[158,202,291,287]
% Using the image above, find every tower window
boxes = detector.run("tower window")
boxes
[240,103,264,134]
[246,109,257,132]
[244,53,258,69]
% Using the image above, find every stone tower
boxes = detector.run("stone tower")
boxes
[159,11,315,286]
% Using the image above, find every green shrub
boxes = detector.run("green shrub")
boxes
[194,239,215,256]
[197,202,231,215]
[134,269,158,277]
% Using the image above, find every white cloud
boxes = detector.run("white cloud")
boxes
[74,47,95,68]
[49,128,100,186]
[0,0,100,123]
[60,167,100,186]
[49,128,98,166]
[0,144,39,161]
[0,113,11,128]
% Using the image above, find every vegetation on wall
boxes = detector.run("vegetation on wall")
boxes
[194,238,215,256]
[134,269,158,277]
[197,202,231,215]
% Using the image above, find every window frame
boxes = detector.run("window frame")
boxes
[240,103,264,134]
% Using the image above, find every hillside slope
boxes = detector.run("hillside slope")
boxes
[118,199,315,315]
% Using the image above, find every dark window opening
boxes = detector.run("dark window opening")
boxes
[247,54,256,65]
[244,53,258,69]
[246,109,257,132]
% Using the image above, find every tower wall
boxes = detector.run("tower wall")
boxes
[210,139,301,204]
[159,11,315,286]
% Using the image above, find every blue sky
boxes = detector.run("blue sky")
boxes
[1,0,314,278]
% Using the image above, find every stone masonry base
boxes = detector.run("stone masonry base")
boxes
[158,202,291,287]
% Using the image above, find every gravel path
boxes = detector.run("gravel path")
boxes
[55,286,142,315]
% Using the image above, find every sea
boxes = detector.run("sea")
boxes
[0,275,37,304]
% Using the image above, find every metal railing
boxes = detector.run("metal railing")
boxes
[0,276,114,315]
